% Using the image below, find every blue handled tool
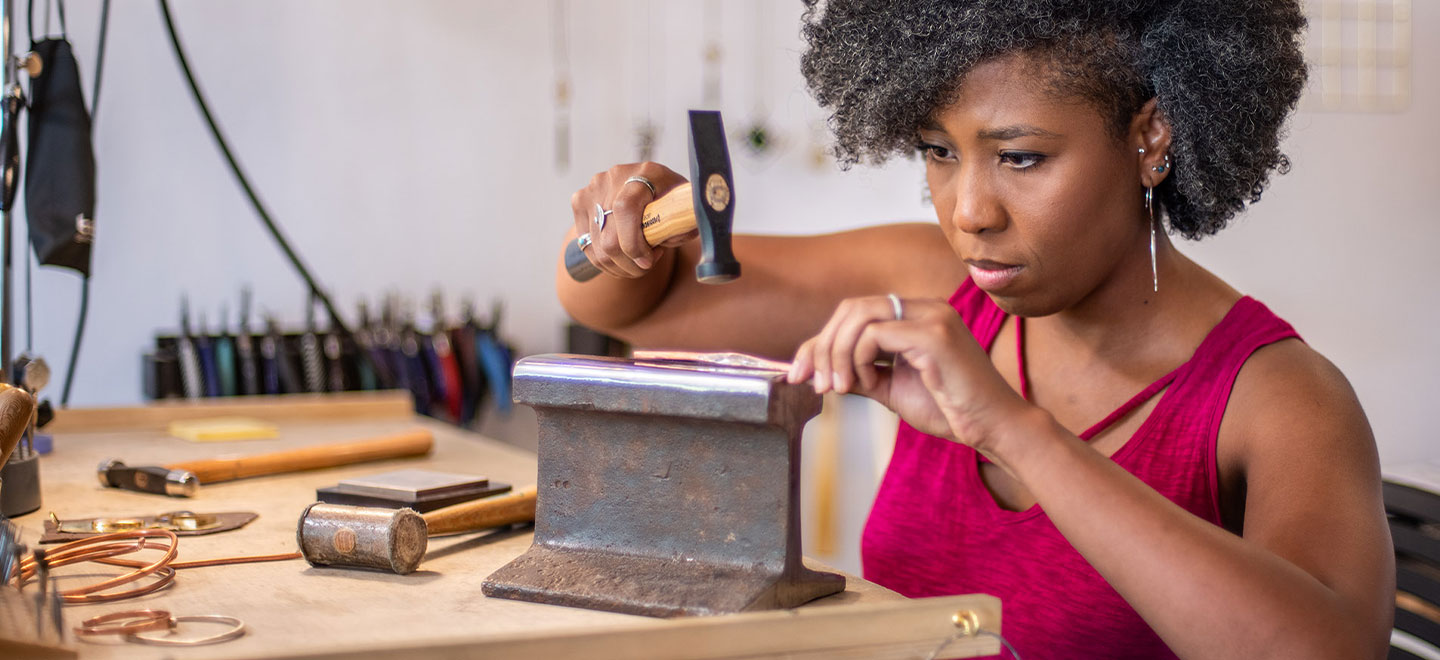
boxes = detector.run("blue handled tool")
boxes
[196,312,221,397]
[215,304,237,397]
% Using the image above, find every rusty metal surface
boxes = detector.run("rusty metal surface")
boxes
[484,353,844,617]
[297,502,427,575]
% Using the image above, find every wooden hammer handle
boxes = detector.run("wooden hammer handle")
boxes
[565,183,698,282]
[165,428,433,484]
[423,485,537,536]
[636,182,698,245]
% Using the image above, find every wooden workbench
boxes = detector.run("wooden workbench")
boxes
[3,393,1000,659]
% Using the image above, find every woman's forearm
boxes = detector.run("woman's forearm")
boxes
[554,228,682,336]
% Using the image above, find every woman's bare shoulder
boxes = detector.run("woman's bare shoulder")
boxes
[1228,339,1367,441]
[1222,337,1374,466]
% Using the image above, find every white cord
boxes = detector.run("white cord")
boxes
[980,630,1022,659]
[924,628,1023,660]
[1392,629,1440,660]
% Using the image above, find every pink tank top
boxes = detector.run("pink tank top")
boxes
[861,279,1299,658]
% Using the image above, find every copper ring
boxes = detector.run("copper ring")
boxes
[75,609,174,637]
[19,529,180,603]
[126,614,246,646]
[68,566,177,604]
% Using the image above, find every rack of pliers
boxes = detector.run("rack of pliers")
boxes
[145,290,515,428]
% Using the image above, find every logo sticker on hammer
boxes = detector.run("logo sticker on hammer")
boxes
[704,173,730,212]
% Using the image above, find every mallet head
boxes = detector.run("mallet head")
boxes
[297,502,428,575]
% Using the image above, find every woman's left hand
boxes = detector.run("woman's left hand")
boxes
[786,295,1028,454]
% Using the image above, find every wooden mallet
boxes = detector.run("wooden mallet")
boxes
[297,485,538,574]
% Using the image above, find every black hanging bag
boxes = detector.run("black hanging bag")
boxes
[25,7,96,276]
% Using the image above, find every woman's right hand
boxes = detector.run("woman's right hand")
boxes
[570,162,692,280]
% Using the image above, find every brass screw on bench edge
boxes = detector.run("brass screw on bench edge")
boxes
[951,610,980,637]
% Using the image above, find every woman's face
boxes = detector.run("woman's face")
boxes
[921,53,1149,317]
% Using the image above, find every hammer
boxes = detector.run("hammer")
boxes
[97,429,434,497]
[564,110,740,284]
[297,485,537,574]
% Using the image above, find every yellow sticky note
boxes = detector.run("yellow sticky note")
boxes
[168,417,279,442]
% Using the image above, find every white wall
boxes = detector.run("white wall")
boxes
[8,2,1437,563]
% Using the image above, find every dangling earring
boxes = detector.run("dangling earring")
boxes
[1145,152,1170,293]
[1139,146,1162,293]
[1145,186,1158,293]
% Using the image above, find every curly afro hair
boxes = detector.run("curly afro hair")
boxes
[800,0,1308,239]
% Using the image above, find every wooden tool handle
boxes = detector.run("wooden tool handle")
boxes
[565,183,698,282]
[0,384,34,466]
[165,428,433,484]
[422,485,537,536]
[636,182,698,245]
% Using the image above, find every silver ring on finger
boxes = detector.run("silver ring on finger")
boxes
[576,232,593,250]
[887,293,904,321]
[593,203,614,231]
[624,175,657,199]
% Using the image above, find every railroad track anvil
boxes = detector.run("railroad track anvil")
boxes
[483,352,845,617]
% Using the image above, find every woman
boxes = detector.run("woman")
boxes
[558,1,1393,657]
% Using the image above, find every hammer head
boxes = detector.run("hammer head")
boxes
[97,459,199,497]
[687,110,741,284]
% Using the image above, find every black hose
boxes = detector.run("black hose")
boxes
[89,0,109,116]
[155,0,359,349]
[58,0,109,406]
[57,277,86,404]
